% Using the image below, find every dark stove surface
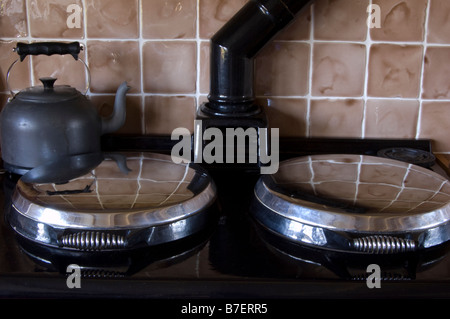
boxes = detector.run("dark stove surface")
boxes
[1,138,449,301]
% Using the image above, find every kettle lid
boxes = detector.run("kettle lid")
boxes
[15,77,81,103]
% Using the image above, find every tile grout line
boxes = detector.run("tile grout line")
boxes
[273,39,448,46]
[416,0,431,140]
[5,35,450,46]
[0,37,203,42]
[254,95,450,103]
[6,91,450,103]
[7,83,450,103]
[81,0,90,95]
[305,4,314,137]
[24,0,34,87]
[138,0,146,135]
[361,0,373,139]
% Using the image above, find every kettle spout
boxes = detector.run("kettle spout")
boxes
[101,81,130,135]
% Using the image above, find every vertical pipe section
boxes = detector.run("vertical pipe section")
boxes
[206,0,310,115]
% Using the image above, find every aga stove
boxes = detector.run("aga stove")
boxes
[0,137,449,300]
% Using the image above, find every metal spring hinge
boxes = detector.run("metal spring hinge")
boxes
[353,235,416,254]
[60,231,126,251]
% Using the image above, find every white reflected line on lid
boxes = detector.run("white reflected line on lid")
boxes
[157,163,190,207]
[405,179,450,213]
[307,156,316,196]
[353,155,363,206]
[131,156,145,209]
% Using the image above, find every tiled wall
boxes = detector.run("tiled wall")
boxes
[2,0,450,153]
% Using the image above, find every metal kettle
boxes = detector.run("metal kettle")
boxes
[0,42,130,182]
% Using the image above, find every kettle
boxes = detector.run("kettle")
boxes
[0,42,130,182]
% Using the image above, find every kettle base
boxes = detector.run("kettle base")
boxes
[3,162,32,176]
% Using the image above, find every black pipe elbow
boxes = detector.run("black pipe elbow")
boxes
[206,0,310,115]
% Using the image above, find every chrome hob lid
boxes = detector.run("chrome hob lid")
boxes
[251,154,450,254]
[8,152,217,251]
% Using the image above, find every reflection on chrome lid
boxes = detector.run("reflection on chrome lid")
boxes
[251,154,450,253]
[12,152,217,229]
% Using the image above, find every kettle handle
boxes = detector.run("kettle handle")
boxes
[6,42,91,97]
[14,42,82,61]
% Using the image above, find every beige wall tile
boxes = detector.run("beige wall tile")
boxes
[86,0,138,39]
[364,99,419,138]
[0,0,27,37]
[371,0,427,42]
[312,43,366,97]
[142,0,196,39]
[0,41,31,93]
[309,99,364,137]
[314,0,369,41]
[199,41,210,95]
[428,0,450,43]
[368,44,423,98]
[144,96,195,135]
[87,40,141,93]
[255,42,310,96]
[422,47,450,99]
[199,0,247,39]
[28,0,84,38]
[143,41,196,94]
[419,101,450,152]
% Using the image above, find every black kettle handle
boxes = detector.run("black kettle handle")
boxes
[6,41,90,97]
[14,42,82,62]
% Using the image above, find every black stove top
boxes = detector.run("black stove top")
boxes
[1,138,449,302]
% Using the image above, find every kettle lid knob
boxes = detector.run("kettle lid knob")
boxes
[40,77,57,90]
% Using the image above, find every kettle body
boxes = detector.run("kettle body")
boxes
[1,78,129,175]
[1,78,104,174]
[0,42,130,177]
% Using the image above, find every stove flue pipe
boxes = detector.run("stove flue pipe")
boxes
[205,0,310,116]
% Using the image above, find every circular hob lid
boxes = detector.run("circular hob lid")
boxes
[12,152,216,230]
[252,154,450,252]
